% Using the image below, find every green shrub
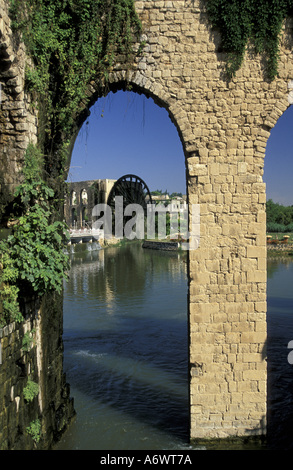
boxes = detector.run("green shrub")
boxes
[0,145,69,325]
[285,223,293,233]
[22,329,36,352]
[267,222,286,233]
[26,419,41,443]
[23,379,39,402]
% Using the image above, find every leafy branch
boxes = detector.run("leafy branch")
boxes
[0,144,69,326]
[1,1,143,326]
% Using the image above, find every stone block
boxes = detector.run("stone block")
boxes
[246,246,266,258]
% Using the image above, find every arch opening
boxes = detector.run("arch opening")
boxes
[264,104,293,450]
[81,189,88,205]
[59,85,191,450]
[67,82,188,189]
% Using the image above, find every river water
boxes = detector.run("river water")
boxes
[267,256,293,450]
[54,244,293,450]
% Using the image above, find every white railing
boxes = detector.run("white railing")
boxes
[69,228,104,238]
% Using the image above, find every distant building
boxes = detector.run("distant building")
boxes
[64,179,187,231]
[64,179,116,229]
[146,194,187,212]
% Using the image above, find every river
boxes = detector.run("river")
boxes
[54,243,293,450]
[267,256,293,450]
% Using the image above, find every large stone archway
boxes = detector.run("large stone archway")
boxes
[1,0,293,448]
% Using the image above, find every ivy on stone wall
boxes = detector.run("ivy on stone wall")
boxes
[0,144,70,326]
[206,0,293,80]
[9,0,142,147]
[0,1,142,327]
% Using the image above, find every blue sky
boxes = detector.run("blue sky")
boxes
[69,90,293,205]
[69,90,186,195]
[264,104,293,206]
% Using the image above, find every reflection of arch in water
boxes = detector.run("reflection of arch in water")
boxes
[68,244,147,301]
[68,251,105,297]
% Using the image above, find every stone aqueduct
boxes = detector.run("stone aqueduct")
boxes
[1,0,293,449]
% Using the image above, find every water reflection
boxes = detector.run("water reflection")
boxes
[267,255,293,449]
[57,245,293,450]
[58,242,189,450]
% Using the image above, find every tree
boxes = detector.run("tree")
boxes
[266,199,293,232]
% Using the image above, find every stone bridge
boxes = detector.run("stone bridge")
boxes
[1,0,293,449]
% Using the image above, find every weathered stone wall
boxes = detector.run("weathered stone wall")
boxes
[1,0,293,448]
[64,179,116,229]
[120,0,292,440]
[0,295,74,449]
[0,1,75,450]
[0,1,38,219]
[0,314,39,449]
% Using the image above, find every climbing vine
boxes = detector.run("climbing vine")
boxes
[0,1,142,327]
[0,144,70,326]
[205,0,293,80]
[23,378,39,403]
[26,419,42,443]
[9,0,142,147]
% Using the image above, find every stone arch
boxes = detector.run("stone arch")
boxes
[81,206,88,226]
[63,71,193,436]
[71,207,77,227]
[255,87,293,447]
[4,0,293,448]
[66,71,193,181]
[81,188,88,205]
[264,95,291,132]
[248,95,292,195]
[70,190,77,206]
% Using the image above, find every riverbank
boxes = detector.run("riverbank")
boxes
[66,236,188,255]
[267,245,293,256]
[68,235,293,257]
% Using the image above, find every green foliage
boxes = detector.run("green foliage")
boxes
[206,0,293,80]
[0,281,22,327]
[151,190,163,196]
[22,329,36,352]
[1,2,142,324]
[266,199,293,231]
[23,378,39,402]
[267,222,287,232]
[26,419,41,443]
[9,0,142,141]
[0,144,69,326]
